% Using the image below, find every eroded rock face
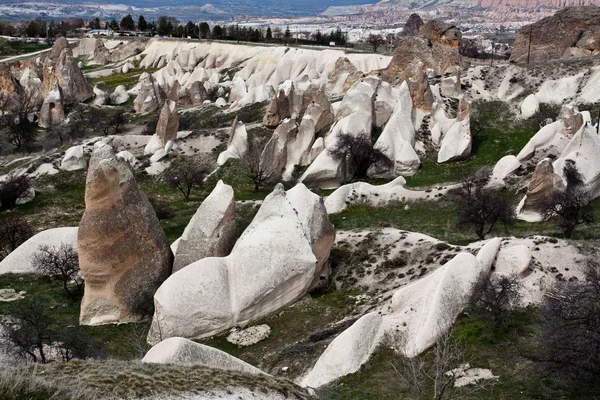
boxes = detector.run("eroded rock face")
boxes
[189,81,207,105]
[173,181,236,272]
[510,7,600,63]
[517,158,554,219]
[403,13,424,37]
[40,48,93,103]
[558,104,584,137]
[147,184,334,344]
[155,100,179,147]
[263,85,292,128]
[437,96,472,163]
[38,84,65,128]
[78,145,173,325]
[134,72,166,114]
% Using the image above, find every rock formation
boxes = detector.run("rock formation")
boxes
[110,85,129,105]
[403,13,424,36]
[61,145,87,171]
[510,7,600,63]
[437,96,472,163]
[40,41,93,103]
[78,145,173,325]
[516,158,554,221]
[155,100,179,147]
[0,227,78,276]
[134,72,166,114]
[263,83,292,128]
[372,81,420,176]
[143,337,265,375]
[38,84,65,128]
[172,181,236,272]
[217,117,248,166]
[147,183,334,344]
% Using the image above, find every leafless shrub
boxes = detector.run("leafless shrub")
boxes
[0,211,32,260]
[32,242,83,300]
[163,156,209,202]
[469,273,523,330]
[328,132,392,182]
[240,135,273,192]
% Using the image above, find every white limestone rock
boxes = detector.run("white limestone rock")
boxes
[226,325,271,347]
[495,245,532,278]
[144,134,164,155]
[520,94,539,119]
[148,184,333,344]
[491,155,521,184]
[301,313,384,388]
[0,227,78,275]
[116,151,137,167]
[110,85,129,105]
[143,337,265,375]
[372,81,419,177]
[217,118,248,166]
[61,145,87,171]
[173,181,236,272]
[437,97,472,164]
[553,123,600,199]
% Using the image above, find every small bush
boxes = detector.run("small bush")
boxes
[0,174,31,209]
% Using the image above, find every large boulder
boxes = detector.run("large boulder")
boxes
[38,84,65,128]
[0,227,78,276]
[403,13,424,37]
[155,100,179,147]
[189,81,207,106]
[143,337,265,375]
[510,7,600,63]
[520,94,539,119]
[147,184,334,344]
[173,181,236,272]
[110,85,129,105]
[134,72,166,114]
[78,145,173,325]
[60,145,87,171]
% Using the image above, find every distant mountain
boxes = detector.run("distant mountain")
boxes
[0,0,381,20]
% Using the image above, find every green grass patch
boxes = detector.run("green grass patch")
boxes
[88,67,160,92]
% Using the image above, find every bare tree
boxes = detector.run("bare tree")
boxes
[0,90,38,150]
[240,135,273,192]
[525,262,600,393]
[389,328,468,400]
[2,296,57,363]
[109,108,126,134]
[451,171,515,240]
[32,242,83,300]
[163,157,207,202]
[542,161,594,238]
[469,273,523,330]
[0,212,32,260]
[328,133,392,182]
[367,33,386,52]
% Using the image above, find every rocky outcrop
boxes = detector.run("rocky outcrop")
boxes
[188,81,208,105]
[372,81,420,176]
[520,94,539,119]
[38,84,65,128]
[78,145,173,325]
[110,85,129,105]
[0,227,78,276]
[510,7,600,63]
[143,337,265,375]
[155,100,179,147]
[437,96,472,163]
[263,83,292,128]
[61,145,87,171]
[173,181,236,272]
[382,19,462,87]
[147,184,334,344]
[40,42,93,103]
[403,13,424,37]
[217,117,248,166]
[327,57,363,97]
[516,158,554,221]
[134,72,166,114]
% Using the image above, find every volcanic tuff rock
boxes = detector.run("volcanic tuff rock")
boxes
[143,337,266,375]
[403,13,424,36]
[147,183,334,344]
[155,100,179,147]
[38,84,65,128]
[172,181,236,272]
[516,158,554,221]
[510,7,600,63]
[78,145,173,326]
[134,72,166,114]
